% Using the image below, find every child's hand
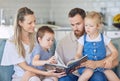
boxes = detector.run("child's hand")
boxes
[48,56,57,64]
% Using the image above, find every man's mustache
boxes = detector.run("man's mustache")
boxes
[75,30,79,32]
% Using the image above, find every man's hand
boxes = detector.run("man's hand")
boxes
[104,58,113,69]
[81,60,96,69]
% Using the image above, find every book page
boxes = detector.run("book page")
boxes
[65,55,87,74]
[45,54,88,74]
[54,51,66,67]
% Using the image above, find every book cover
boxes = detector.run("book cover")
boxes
[44,55,88,74]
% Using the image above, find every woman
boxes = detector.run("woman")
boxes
[1,7,64,81]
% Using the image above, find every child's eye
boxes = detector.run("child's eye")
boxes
[28,21,32,24]
[47,39,50,41]
[89,25,93,27]
[85,24,89,27]
[85,24,93,27]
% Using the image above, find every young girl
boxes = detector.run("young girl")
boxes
[75,11,119,81]
[22,26,59,81]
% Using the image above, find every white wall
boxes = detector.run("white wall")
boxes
[0,0,51,25]
[0,0,120,26]
[50,0,120,27]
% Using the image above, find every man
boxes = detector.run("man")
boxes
[56,8,118,81]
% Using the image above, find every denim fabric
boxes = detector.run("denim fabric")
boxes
[78,34,107,74]
[83,34,106,61]
[58,74,78,81]
[78,34,108,81]
[0,39,14,81]
[89,71,108,81]
[58,72,108,81]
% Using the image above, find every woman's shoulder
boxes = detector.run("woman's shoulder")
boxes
[6,37,15,46]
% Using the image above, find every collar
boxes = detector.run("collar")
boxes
[70,31,78,42]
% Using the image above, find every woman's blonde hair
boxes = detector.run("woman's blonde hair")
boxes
[85,11,103,26]
[12,7,35,57]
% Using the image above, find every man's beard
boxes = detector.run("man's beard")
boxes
[74,30,85,39]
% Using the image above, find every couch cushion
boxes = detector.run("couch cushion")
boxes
[0,39,14,81]
[113,62,120,78]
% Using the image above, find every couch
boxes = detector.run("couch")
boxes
[0,39,14,81]
[0,39,120,81]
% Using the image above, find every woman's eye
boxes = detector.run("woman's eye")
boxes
[47,39,50,41]
[85,25,87,26]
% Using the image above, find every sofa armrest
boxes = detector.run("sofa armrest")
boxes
[0,39,14,81]
[114,62,120,78]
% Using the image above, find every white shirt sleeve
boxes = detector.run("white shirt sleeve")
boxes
[1,40,25,66]
[103,34,111,55]
[103,34,111,46]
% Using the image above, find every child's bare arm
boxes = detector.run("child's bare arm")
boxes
[32,55,57,66]
[74,43,83,60]
[32,54,49,66]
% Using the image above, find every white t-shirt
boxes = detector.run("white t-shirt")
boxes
[78,33,111,55]
[1,38,30,77]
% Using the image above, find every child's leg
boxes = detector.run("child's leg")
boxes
[29,76,41,81]
[43,77,58,81]
[51,77,58,81]
[78,68,93,81]
[21,71,39,81]
[104,69,120,81]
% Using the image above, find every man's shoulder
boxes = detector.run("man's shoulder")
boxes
[59,33,71,43]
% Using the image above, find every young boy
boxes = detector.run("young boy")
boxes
[22,26,59,81]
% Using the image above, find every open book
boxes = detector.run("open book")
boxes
[45,54,88,74]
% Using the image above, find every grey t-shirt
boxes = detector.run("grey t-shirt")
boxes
[30,43,53,70]
[56,32,78,65]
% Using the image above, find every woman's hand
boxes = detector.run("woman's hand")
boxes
[47,70,66,78]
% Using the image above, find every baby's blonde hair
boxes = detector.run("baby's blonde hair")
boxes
[85,11,103,26]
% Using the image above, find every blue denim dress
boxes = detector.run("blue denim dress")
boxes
[78,33,106,74]
[59,34,108,81]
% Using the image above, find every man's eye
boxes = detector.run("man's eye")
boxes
[28,22,32,24]
[76,23,80,25]
[47,39,50,41]
[71,24,74,26]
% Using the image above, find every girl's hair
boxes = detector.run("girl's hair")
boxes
[85,11,103,25]
[13,7,35,57]
[36,26,54,43]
